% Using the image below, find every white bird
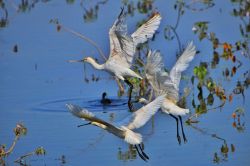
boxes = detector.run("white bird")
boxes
[66,95,165,161]
[69,8,162,111]
[143,41,196,144]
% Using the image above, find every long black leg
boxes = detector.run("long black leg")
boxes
[169,114,181,145]
[134,145,147,162]
[178,116,187,143]
[77,122,91,127]
[124,79,134,111]
[139,144,149,160]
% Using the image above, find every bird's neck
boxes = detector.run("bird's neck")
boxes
[87,59,105,70]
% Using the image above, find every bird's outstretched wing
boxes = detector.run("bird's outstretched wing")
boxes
[66,104,130,142]
[144,50,171,96]
[145,50,164,78]
[168,41,196,90]
[66,104,95,121]
[108,9,162,68]
[108,8,133,68]
[144,50,178,101]
[131,13,162,45]
[119,95,165,130]
[66,104,113,128]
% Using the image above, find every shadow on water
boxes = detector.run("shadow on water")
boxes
[33,96,128,113]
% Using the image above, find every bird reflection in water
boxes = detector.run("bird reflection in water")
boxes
[117,143,147,161]
[117,145,137,161]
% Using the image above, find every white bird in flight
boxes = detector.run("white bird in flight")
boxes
[66,95,165,161]
[143,41,196,144]
[69,8,162,111]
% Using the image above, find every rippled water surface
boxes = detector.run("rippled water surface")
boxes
[0,0,250,166]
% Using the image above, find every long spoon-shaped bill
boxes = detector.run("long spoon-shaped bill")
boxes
[68,59,84,63]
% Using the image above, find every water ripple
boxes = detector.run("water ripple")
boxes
[33,96,128,113]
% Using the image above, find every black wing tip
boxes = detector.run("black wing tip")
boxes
[118,6,127,19]
[119,7,124,17]
[149,11,161,19]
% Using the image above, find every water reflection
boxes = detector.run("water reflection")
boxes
[213,142,236,164]
[0,0,8,27]
[232,107,245,132]
[189,124,236,164]
[117,143,147,162]
[117,145,137,161]
[80,0,108,23]
[123,0,154,16]
[55,155,66,165]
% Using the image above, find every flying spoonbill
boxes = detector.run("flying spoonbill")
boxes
[66,95,165,161]
[69,8,161,111]
[144,41,196,144]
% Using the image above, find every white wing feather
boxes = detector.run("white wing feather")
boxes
[121,126,142,145]
[108,8,133,68]
[132,13,162,45]
[108,10,161,68]
[145,51,172,97]
[66,104,95,119]
[145,50,164,77]
[169,41,196,90]
[121,95,165,130]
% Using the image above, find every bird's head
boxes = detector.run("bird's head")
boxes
[102,92,107,98]
[83,57,94,63]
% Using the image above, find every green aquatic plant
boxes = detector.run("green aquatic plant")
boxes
[193,63,208,85]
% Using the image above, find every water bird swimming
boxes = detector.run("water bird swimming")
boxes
[143,41,196,144]
[69,8,161,111]
[66,95,165,161]
[100,92,112,105]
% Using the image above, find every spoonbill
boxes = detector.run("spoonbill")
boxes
[143,41,196,144]
[66,95,165,161]
[69,8,161,111]
[100,92,112,105]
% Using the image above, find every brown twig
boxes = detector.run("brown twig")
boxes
[187,100,226,122]
[57,23,107,61]
[14,152,34,163]
[1,135,19,157]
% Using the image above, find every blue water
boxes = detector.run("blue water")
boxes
[0,0,250,165]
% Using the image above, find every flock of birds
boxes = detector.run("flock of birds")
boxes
[66,8,196,161]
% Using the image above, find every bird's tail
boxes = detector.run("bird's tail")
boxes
[131,71,143,79]
[162,99,190,116]
[121,126,142,145]
[125,68,143,79]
